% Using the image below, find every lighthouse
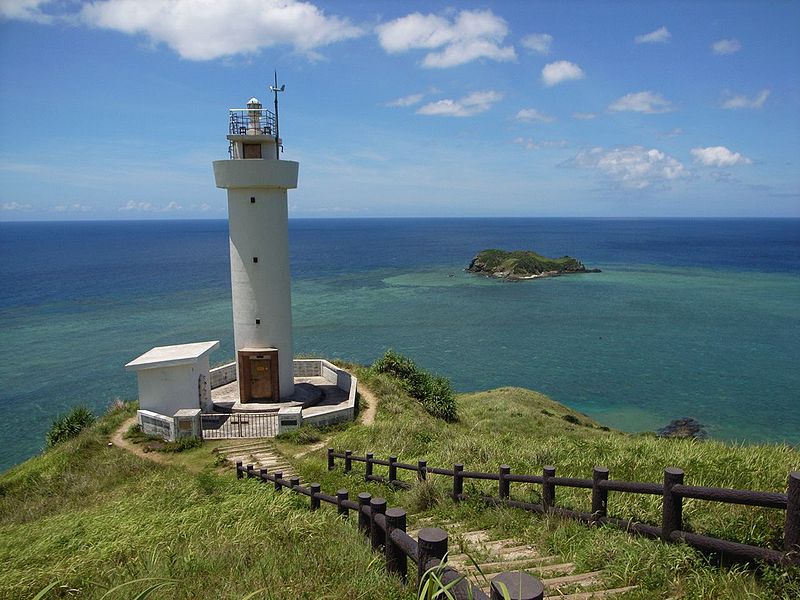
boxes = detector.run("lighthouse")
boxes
[213,91,299,402]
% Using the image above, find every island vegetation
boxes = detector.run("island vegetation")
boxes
[1,356,798,599]
[466,249,601,281]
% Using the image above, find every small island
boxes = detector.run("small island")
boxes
[466,249,601,281]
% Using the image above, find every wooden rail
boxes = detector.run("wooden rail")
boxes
[235,462,545,600]
[329,448,800,567]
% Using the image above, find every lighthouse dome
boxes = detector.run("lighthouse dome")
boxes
[247,97,261,106]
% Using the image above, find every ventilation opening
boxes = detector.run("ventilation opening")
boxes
[250,196,255,203]
[253,257,258,263]
[255,319,261,325]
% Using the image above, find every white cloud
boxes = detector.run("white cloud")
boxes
[721,89,770,109]
[570,146,686,189]
[376,9,516,68]
[514,137,567,150]
[712,38,741,55]
[515,108,555,123]
[521,33,552,55]
[635,26,671,44]
[0,0,54,23]
[572,112,596,120]
[53,203,92,212]
[541,60,584,86]
[1,201,32,210]
[164,201,182,211]
[417,90,503,117]
[386,93,424,108]
[609,91,674,114]
[691,146,752,167]
[120,200,153,211]
[79,0,363,61]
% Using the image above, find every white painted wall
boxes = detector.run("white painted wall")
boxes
[137,360,209,415]
[213,149,299,400]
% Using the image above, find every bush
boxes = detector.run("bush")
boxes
[372,350,458,422]
[45,406,96,447]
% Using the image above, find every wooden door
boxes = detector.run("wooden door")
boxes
[250,357,273,399]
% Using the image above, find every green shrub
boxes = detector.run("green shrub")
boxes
[45,406,95,447]
[159,437,203,453]
[372,350,458,422]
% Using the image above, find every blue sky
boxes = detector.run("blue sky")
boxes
[1,0,798,220]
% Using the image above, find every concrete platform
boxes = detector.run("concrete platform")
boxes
[211,377,329,413]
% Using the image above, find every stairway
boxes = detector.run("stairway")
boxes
[407,519,636,599]
[214,440,299,481]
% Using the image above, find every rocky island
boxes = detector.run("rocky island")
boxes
[466,249,601,281]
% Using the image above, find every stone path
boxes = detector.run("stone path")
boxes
[214,440,300,481]
[407,518,637,599]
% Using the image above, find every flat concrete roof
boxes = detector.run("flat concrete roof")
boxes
[125,341,220,371]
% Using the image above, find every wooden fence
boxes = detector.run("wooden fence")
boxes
[328,449,800,567]
[235,462,546,600]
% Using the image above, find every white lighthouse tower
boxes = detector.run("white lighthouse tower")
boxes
[213,89,299,402]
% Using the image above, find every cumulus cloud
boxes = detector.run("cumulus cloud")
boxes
[0,0,55,22]
[376,9,515,68]
[712,38,741,55]
[572,112,596,120]
[1,201,32,210]
[78,0,362,60]
[120,200,153,212]
[609,91,674,114]
[691,146,752,167]
[635,26,670,44]
[541,60,584,86]
[416,90,503,117]
[569,146,686,189]
[515,108,555,123]
[386,93,424,108]
[521,33,552,54]
[721,89,770,109]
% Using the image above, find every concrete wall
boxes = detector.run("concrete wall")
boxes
[210,362,237,389]
[138,410,175,441]
[293,359,322,378]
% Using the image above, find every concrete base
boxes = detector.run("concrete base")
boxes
[212,378,327,413]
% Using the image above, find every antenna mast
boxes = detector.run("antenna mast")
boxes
[270,71,285,160]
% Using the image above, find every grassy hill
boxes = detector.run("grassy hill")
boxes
[1,367,798,598]
[466,249,589,278]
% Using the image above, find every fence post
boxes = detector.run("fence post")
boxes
[246,464,254,479]
[542,466,556,511]
[358,492,372,535]
[365,452,374,481]
[785,471,800,554]
[327,447,335,471]
[592,466,609,521]
[236,461,243,479]
[370,497,387,550]
[418,459,427,482]
[337,489,349,518]
[310,483,321,511]
[490,572,544,600]
[417,528,448,591]
[290,476,300,489]
[345,450,352,472]
[259,468,268,483]
[389,455,398,484]
[453,463,464,501]
[385,508,408,582]
[273,471,283,492]
[662,467,684,541]
[499,465,511,500]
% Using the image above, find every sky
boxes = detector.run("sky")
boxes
[0,0,799,220]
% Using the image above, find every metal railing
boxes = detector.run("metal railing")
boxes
[329,449,800,566]
[201,412,278,439]
[228,108,275,137]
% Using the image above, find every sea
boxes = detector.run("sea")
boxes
[1,218,798,473]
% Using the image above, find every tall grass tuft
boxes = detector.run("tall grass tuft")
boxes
[372,350,458,422]
[45,405,95,447]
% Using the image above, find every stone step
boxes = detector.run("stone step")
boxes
[451,555,560,572]
[546,586,637,599]
[216,443,274,453]
[463,558,574,576]
[542,570,603,588]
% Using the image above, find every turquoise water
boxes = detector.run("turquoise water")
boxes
[1,218,798,472]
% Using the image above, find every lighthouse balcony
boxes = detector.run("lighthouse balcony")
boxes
[228,107,276,137]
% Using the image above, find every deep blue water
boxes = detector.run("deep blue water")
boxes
[1,218,798,472]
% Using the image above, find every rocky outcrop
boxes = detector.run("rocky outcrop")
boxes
[466,249,601,281]
[657,418,708,440]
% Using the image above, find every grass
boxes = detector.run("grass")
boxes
[469,249,584,276]
[2,366,798,598]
